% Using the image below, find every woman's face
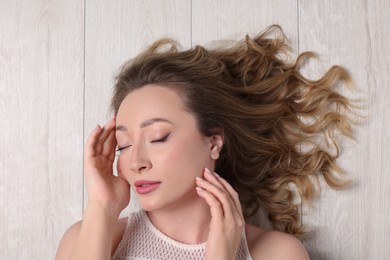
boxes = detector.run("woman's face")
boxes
[115,85,219,212]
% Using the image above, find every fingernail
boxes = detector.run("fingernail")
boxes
[195,177,203,182]
[205,167,219,177]
[196,186,204,192]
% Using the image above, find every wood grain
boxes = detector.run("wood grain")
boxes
[1,0,389,259]
[299,0,390,259]
[192,0,298,48]
[0,0,84,259]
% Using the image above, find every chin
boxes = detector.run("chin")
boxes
[138,198,164,212]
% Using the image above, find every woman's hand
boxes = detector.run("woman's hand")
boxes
[196,168,245,260]
[84,117,130,219]
[58,117,131,260]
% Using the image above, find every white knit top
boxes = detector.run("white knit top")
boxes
[112,210,253,260]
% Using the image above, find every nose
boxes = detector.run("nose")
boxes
[128,144,152,174]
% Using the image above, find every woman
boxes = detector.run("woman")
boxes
[56,25,355,259]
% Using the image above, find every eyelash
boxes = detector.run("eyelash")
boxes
[116,133,170,152]
[116,145,131,152]
[151,133,170,143]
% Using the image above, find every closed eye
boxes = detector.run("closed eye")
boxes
[116,145,132,152]
[151,133,170,143]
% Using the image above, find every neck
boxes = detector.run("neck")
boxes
[146,193,211,244]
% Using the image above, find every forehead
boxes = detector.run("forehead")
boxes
[116,85,193,126]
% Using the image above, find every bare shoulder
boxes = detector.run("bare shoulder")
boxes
[55,220,83,260]
[55,217,128,260]
[245,224,309,260]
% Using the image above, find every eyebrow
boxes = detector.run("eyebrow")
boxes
[116,117,174,131]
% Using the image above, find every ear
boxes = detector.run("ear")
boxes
[209,133,224,160]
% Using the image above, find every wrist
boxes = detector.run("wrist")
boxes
[84,201,121,222]
[70,202,118,260]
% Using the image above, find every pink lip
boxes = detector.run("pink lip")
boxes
[134,180,161,195]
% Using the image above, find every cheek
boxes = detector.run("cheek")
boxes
[156,137,210,174]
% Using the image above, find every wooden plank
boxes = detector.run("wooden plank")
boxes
[192,0,298,48]
[85,0,192,216]
[0,0,84,259]
[299,0,390,259]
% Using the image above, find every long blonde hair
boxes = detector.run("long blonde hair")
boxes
[112,25,357,237]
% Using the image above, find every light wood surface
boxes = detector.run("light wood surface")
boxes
[0,0,85,259]
[299,1,390,259]
[1,0,388,259]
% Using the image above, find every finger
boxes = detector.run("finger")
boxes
[196,186,224,220]
[85,125,102,157]
[95,117,116,155]
[202,169,241,213]
[213,174,243,217]
[203,168,226,190]
[196,176,236,219]
[204,168,243,216]
[198,171,244,225]
[196,182,244,234]
[102,127,117,160]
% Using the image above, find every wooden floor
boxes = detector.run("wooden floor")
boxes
[1,1,389,259]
